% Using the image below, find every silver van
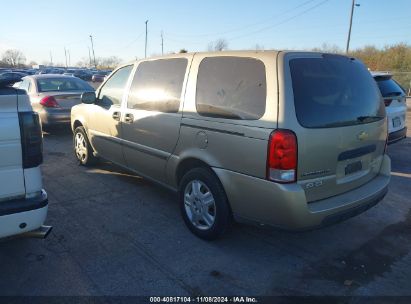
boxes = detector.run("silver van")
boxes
[71,51,391,240]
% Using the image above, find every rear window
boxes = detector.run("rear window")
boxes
[37,78,93,92]
[375,77,405,97]
[289,56,385,128]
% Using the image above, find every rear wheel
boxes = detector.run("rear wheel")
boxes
[179,167,231,240]
[73,126,97,166]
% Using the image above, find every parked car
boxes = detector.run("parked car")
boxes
[372,72,407,143]
[25,69,37,75]
[71,51,391,240]
[0,78,50,239]
[48,68,64,74]
[17,75,94,127]
[92,71,109,82]
[73,70,92,81]
[0,72,27,84]
[0,68,12,73]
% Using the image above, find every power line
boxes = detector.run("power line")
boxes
[227,0,332,42]
[162,0,332,48]
[166,0,318,39]
[123,31,145,49]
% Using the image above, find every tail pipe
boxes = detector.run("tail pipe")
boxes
[22,225,53,239]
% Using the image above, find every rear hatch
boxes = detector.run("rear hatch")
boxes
[284,53,387,202]
[0,87,26,201]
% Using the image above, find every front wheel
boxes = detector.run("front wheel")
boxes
[73,126,97,166]
[179,167,231,240]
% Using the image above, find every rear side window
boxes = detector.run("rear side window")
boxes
[375,77,405,97]
[196,57,266,120]
[127,58,188,113]
[99,65,133,106]
[290,56,385,128]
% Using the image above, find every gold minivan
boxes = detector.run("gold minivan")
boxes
[71,51,391,240]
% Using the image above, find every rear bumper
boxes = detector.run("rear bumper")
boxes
[214,155,391,230]
[0,190,48,239]
[38,109,71,126]
[388,127,407,144]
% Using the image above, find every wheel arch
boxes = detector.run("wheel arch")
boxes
[72,119,83,131]
[176,157,211,187]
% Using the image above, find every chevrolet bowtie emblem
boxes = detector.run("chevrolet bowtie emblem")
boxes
[357,131,369,141]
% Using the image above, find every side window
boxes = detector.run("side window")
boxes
[19,79,31,92]
[98,65,133,107]
[196,57,266,120]
[127,58,188,113]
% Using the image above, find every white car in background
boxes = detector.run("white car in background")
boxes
[372,72,407,143]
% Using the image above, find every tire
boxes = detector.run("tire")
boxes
[73,126,97,166]
[179,167,231,240]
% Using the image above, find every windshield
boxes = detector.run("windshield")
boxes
[37,77,93,92]
[289,55,385,128]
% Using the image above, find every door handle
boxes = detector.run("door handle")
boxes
[112,111,121,121]
[124,113,134,123]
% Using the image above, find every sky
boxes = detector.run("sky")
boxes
[0,0,410,66]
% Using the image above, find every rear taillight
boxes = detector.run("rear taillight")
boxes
[40,96,59,107]
[18,112,43,168]
[267,130,297,183]
[384,99,392,107]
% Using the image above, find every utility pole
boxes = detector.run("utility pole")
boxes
[88,47,92,67]
[161,31,164,55]
[346,0,360,54]
[64,47,68,68]
[90,35,97,68]
[49,51,53,66]
[145,20,149,58]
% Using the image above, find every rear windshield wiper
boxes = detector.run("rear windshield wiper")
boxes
[356,115,384,123]
[315,116,384,128]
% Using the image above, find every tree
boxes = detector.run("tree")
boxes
[179,49,188,53]
[207,38,228,52]
[75,57,90,68]
[2,49,26,67]
[311,43,343,54]
[97,56,122,69]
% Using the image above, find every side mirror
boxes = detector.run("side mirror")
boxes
[81,91,96,104]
